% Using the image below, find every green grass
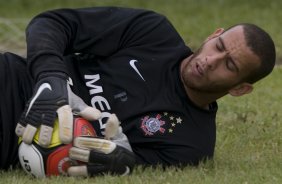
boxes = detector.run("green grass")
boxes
[0,0,281,183]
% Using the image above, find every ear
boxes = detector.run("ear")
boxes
[228,83,253,97]
[205,28,225,41]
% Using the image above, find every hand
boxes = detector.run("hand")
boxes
[68,114,135,176]
[15,72,101,147]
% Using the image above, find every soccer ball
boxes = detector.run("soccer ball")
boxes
[18,117,97,178]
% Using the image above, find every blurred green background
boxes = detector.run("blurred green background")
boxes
[0,0,281,64]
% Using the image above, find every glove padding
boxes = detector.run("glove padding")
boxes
[68,114,135,176]
[15,72,101,147]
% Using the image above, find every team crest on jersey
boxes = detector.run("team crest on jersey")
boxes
[141,114,165,135]
[140,112,183,136]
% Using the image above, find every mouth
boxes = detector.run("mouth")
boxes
[195,62,204,76]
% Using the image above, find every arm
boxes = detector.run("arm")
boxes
[25,7,161,78]
[17,6,164,149]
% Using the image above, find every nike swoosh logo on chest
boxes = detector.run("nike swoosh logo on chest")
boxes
[129,59,145,81]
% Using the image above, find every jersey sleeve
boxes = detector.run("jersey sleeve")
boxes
[25,7,167,79]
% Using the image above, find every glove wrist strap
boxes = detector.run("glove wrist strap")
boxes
[37,71,68,81]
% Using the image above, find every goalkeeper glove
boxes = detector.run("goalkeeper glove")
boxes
[68,114,135,176]
[15,72,101,147]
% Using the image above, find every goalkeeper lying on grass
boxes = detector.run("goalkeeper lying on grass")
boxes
[0,6,276,177]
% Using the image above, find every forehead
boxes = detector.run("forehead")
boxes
[220,26,260,74]
[222,27,245,51]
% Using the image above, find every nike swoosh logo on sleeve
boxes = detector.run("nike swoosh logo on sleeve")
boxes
[129,59,145,81]
[25,83,52,116]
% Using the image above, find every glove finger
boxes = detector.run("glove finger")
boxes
[111,128,133,152]
[69,147,90,162]
[69,147,115,174]
[15,123,26,137]
[77,106,101,121]
[15,112,29,137]
[57,105,73,144]
[104,114,120,140]
[104,114,132,152]
[69,146,115,164]
[22,124,37,144]
[67,165,88,177]
[38,125,53,148]
[73,137,116,154]
[67,85,101,120]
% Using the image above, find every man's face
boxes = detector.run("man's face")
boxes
[181,26,260,94]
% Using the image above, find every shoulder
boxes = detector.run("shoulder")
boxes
[35,6,166,20]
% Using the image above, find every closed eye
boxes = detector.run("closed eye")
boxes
[217,37,239,73]
[226,59,237,71]
[216,42,223,51]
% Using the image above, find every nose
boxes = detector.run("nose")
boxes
[205,52,227,70]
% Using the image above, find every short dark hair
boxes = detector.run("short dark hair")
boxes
[238,23,276,84]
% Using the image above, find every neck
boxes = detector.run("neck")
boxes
[183,85,224,110]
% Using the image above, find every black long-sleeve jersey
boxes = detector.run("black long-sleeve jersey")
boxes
[0,7,217,169]
[0,53,33,169]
